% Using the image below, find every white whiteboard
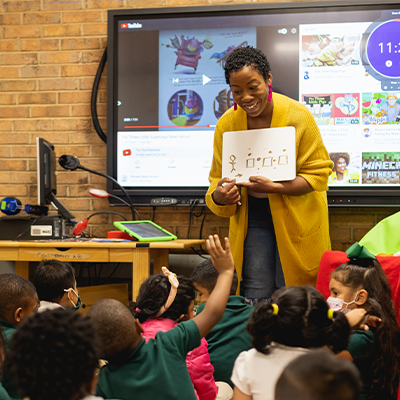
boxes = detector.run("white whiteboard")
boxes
[222,126,296,183]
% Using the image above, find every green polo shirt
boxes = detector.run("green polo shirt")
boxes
[197,295,254,387]
[0,320,17,399]
[347,329,375,400]
[96,319,201,400]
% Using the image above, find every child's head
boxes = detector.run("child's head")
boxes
[9,309,100,400]
[0,274,38,325]
[275,349,361,400]
[329,258,394,317]
[247,286,350,354]
[130,272,196,323]
[191,258,238,304]
[87,298,142,363]
[34,259,78,309]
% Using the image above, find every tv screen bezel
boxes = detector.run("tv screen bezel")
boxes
[106,0,400,208]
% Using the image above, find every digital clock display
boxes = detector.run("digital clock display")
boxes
[366,19,400,78]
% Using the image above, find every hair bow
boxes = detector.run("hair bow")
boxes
[156,266,179,317]
[345,242,376,266]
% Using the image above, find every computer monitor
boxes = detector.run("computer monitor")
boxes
[36,137,74,220]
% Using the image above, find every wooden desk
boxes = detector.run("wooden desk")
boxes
[0,239,204,299]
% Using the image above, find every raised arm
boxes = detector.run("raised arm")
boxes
[193,235,234,337]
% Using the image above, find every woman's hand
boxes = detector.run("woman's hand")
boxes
[236,176,275,193]
[212,178,241,205]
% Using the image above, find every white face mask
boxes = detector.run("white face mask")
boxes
[327,292,359,314]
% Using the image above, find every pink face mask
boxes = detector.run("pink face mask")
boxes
[327,292,359,314]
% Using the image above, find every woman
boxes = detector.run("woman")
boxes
[328,152,354,184]
[206,46,333,303]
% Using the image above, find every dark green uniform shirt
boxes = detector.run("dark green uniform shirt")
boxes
[197,295,254,387]
[96,319,201,400]
[0,320,17,400]
[347,329,375,400]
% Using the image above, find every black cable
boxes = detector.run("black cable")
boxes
[152,206,156,222]
[91,46,107,144]
[87,211,128,222]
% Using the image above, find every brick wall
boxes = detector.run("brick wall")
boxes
[1,0,399,253]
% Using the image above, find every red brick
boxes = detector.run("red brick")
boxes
[0,40,18,51]
[10,171,37,183]
[0,80,36,91]
[83,23,107,36]
[0,133,29,144]
[4,26,41,38]
[61,38,100,51]
[21,39,59,51]
[39,78,78,91]
[0,185,27,196]
[23,12,61,24]
[14,119,52,131]
[40,51,80,64]
[82,50,104,63]
[80,76,106,90]
[59,91,91,104]
[57,171,89,184]
[4,1,41,12]
[0,106,30,118]
[63,11,102,23]
[43,24,82,37]
[2,160,27,171]
[19,93,57,104]
[0,53,38,65]
[0,67,19,78]
[31,105,70,118]
[0,13,21,25]
[0,94,16,105]
[21,65,60,78]
[61,64,98,77]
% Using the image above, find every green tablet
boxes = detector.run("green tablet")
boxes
[113,220,177,242]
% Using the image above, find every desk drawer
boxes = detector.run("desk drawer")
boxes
[19,247,109,262]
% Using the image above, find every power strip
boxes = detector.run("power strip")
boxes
[150,198,178,206]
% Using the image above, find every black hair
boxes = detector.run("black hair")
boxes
[275,349,361,400]
[247,286,350,354]
[34,259,76,303]
[0,326,5,378]
[224,46,271,85]
[329,152,350,170]
[331,259,400,400]
[129,273,196,323]
[87,298,138,363]
[9,308,100,400]
[0,274,37,320]
[191,258,238,295]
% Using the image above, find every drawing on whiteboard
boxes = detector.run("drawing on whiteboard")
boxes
[229,155,236,172]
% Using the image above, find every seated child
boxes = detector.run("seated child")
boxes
[191,259,253,387]
[275,349,362,400]
[328,247,400,400]
[130,271,218,400]
[0,274,39,399]
[9,308,103,400]
[231,286,350,400]
[88,234,234,400]
[34,259,83,311]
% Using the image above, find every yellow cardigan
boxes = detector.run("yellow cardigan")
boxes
[206,93,334,292]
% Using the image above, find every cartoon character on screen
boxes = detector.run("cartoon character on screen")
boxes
[338,94,357,117]
[184,95,201,121]
[381,94,400,123]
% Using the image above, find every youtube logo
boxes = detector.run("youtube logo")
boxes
[121,23,128,29]
[123,149,131,156]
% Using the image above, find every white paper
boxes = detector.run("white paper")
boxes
[222,126,296,182]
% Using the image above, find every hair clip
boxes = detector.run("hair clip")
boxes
[135,307,141,313]
[271,303,279,316]
[327,308,334,320]
[156,266,179,317]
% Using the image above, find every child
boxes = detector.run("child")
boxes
[231,286,350,400]
[328,251,400,400]
[34,259,83,311]
[9,308,103,400]
[191,259,253,387]
[130,272,218,400]
[0,274,39,399]
[275,349,362,400]
[88,234,234,400]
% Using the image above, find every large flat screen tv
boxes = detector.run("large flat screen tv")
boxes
[107,0,400,207]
